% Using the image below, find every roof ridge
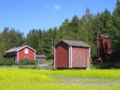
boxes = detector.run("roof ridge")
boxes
[6,45,36,53]
[60,40,90,47]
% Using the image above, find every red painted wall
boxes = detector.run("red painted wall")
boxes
[99,38,112,55]
[72,47,89,68]
[19,47,35,60]
[55,42,68,68]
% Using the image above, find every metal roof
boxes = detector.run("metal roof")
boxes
[60,40,90,48]
[6,45,36,53]
[100,34,110,39]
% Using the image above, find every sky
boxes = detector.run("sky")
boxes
[0,0,116,35]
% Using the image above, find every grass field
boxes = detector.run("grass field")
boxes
[0,69,120,90]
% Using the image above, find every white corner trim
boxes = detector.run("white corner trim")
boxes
[87,57,89,69]
[54,48,56,67]
[34,52,36,60]
[68,46,71,68]
[89,48,91,58]
[69,46,72,68]
[87,48,91,69]
[71,46,72,68]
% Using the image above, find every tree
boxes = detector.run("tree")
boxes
[70,16,80,39]
[0,28,24,59]
[59,18,74,40]
[112,0,120,62]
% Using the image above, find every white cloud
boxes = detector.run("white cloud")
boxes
[54,4,61,11]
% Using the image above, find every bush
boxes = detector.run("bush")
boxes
[18,58,38,65]
[0,58,13,65]
[18,65,37,69]
[91,61,120,69]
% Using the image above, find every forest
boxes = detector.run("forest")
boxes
[0,0,120,66]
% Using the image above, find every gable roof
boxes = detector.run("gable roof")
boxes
[57,40,90,48]
[6,45,36,53]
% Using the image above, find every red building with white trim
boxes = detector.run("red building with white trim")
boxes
[5,45,36,62]
[54,40,90,69]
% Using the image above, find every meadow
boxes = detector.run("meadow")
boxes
[0,69,120,90]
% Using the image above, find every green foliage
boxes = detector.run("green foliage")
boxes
[111,0,120,62]
[18,58,38,65]
[18,65,38,69]
[0,58,13,65]
[0,28,24,59]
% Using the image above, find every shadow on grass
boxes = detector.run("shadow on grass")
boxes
[92,62,120,69]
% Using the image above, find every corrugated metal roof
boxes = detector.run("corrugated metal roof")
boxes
[6,45,36,53]
[61,40,90,48]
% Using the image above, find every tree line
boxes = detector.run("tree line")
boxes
[0,0,120,64]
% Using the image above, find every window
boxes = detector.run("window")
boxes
[24,48,29,54]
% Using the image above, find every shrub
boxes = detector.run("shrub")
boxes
[18,58,38,65]
[0,58,13,65]
[18,65,37,69]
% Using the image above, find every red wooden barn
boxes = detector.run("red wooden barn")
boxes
[54,40,90,69]
[5,45,36,62]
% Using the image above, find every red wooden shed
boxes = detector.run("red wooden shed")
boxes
[54,40,90,69]
[5,45,36,63]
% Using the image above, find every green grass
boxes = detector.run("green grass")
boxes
[0,69,120,90]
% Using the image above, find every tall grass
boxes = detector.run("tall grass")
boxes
[0,69,120,90]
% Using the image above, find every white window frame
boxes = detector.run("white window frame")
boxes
[24,48,29,54]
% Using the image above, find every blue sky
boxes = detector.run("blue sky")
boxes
[0,0,116,35]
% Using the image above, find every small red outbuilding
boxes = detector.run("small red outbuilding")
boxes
[54,40,90,69]
[5,45,36,62]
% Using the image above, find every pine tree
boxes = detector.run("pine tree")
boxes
[59,18,74,40]
[112,0,120,61]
